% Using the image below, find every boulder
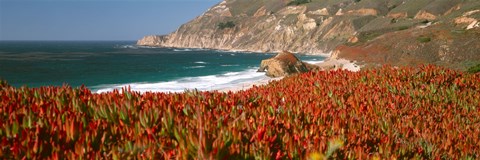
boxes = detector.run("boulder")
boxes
[257,51,315,77]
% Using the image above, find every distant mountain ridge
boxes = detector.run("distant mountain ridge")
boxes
[138,0,480,69]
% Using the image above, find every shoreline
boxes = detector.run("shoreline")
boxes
[87,53,358,94]
[216,58,361,93]
[217,76,283,92]
[137,44,332,57]
[61,43,356,94]
[92,46,332,94]
[41,58,358,94]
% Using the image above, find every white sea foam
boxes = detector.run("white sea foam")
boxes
[303,60,325,64]
[115,45,138,49]
[116,45,158,49]
[194,61,207,64]
[223,72,240,76]
[213,49,262,54]
[173,49,192,52]
[221,64,240,67]
[184,66,206,69]
[94,68,267,93]
[173,48,207,52]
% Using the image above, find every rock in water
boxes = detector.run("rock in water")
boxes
[258,51,314,77]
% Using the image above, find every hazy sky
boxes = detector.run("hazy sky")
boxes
[0,0,221,41]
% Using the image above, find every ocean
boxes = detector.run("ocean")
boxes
[0,41,325,93]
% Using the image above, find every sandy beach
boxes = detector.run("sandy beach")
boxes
[218,76,282,92]
[315,58,361,72]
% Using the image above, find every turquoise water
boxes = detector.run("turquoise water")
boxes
[0,41,325,92]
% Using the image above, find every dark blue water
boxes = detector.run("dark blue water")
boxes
[0,41,325,92]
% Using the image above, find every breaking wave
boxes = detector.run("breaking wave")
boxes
[93,68,267,93]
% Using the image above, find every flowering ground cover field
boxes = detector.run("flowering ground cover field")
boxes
[1,65,479,159]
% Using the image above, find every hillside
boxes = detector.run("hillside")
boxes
[138,0,480,70]
[333,22,480,70]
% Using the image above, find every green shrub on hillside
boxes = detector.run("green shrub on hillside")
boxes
[467,64,480,73]
[451,29,466,34]
[218,21,235,30]
[287,0,311,6]
[358,32,382,42]
[397,26,409,30]
[417,36,431,43]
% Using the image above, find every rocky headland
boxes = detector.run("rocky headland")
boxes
[138,0,480,71]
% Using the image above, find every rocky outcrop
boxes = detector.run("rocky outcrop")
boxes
[308,8,329,16]
[137,35,168,46]
[387,12,408,19]
[414,10,437,20]
[454,10,480,30]
[345,9,379,16]
[257,51,312,77]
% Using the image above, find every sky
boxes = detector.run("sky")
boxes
[0,0,221,41]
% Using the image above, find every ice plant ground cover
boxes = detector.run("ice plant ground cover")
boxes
[1,65,479,159]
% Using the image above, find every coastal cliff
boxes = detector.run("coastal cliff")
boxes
[139,0,480,69]
[138,0,396,53]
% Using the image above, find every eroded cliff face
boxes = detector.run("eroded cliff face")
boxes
[138,0,388,54]
[139,0,480,67]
